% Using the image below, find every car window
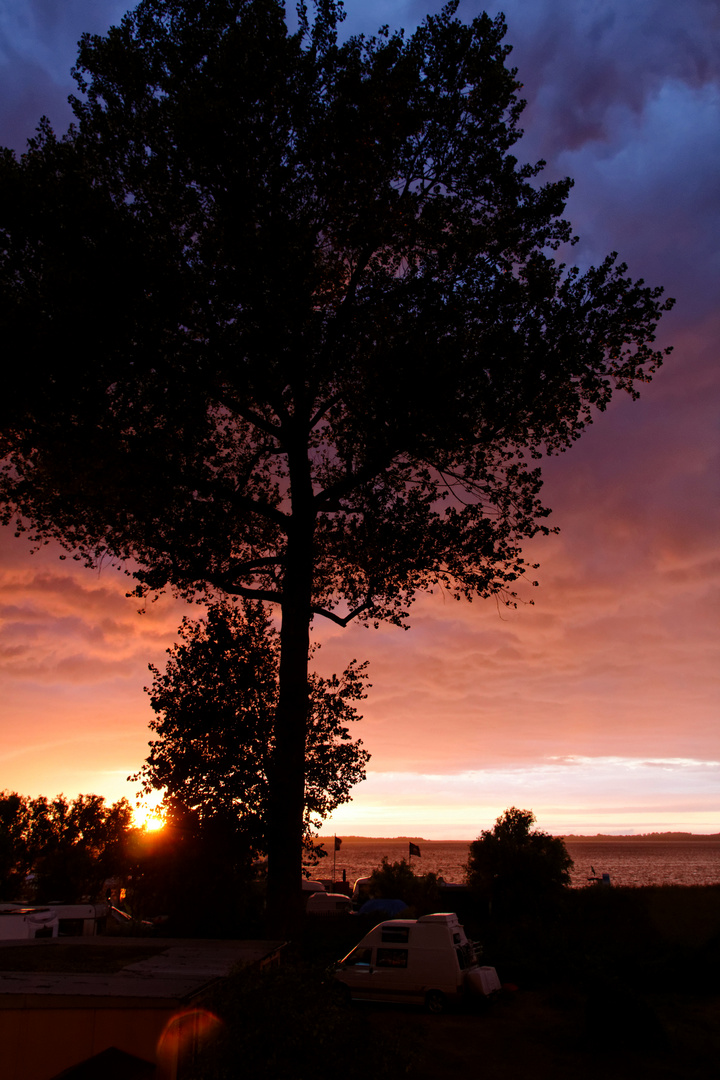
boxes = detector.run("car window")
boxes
[376,948,409,969]
[381,925,409,943]
[343,946,372,966]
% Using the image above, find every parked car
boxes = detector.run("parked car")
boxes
[351,876,372,907]
[334,912,500,1012]
[300,879,326,908]
[306,892,354,916]
[301,879,326,893]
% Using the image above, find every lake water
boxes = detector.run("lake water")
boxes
[315,839,720,889]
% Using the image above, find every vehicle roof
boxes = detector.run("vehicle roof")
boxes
[417,912,460,923]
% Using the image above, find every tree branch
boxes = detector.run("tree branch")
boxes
[216,388,285,441]
[311,600,373,626]
[227,490,289,528]
[314,453,394,510]
[217,583,284,605]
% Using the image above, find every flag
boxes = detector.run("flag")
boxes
[409,842,421,858]
[334,836,342,851]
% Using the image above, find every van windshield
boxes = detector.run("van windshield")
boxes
[341,946,372,967]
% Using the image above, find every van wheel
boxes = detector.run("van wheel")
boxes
[424,990,447,1015]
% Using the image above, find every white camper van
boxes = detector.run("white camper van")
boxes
[334,912,500,1012]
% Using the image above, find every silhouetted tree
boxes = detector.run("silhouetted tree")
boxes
[0,792,133,902]
[465,806,573,915]
[0,792,32,899]
[368,856,443,915]
[0,0,672,924]
[30,794,134,902]
[125,797,267,933]
[133,600,369,852]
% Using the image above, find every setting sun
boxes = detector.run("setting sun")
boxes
[141,813,165,832]
[134,793,166,832]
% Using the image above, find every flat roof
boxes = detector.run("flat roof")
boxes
[0,937,285,1009]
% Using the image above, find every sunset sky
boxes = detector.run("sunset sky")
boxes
[1,0,718,838]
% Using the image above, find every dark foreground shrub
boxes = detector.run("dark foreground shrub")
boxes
[182,959,419,1079]
[367,856,443,915]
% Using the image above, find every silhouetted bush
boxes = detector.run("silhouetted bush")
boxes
[186,960,419,1079]
[465,807,573,919]
[367,857,443,915]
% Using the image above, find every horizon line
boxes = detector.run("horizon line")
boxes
[317,831,720,842]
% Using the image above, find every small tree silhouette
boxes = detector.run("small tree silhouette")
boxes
[465,807,573,916]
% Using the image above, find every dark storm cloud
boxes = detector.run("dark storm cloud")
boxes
[0,1,128,151]
[0,0,717,830]
[362,1,720,319]
[470,0,720,154]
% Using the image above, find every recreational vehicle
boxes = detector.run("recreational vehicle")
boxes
[334,912,500,1012]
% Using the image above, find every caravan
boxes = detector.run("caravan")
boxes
[0,905,58,940]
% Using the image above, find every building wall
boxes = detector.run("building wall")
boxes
[0,1001,182,1080]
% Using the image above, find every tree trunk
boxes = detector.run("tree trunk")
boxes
[265,439,315,934]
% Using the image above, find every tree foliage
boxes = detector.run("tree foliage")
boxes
[368,856,443,915]
[0,0,672,919]
[133,600,369,850]
[0,792,32,899]
[0,791,133,902]
[465,806,573,913]
[124,798,268,933]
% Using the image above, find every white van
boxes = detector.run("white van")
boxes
[334,912,500,1012]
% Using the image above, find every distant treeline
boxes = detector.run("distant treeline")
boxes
[562,832,720,842]
[320,832,720,843]
[318,835,428,844]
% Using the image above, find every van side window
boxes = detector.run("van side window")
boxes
[381,926,409,943]
[376,948,409,969]
[343,946,372,966]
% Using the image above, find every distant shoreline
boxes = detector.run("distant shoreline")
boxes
[319,832,720,843]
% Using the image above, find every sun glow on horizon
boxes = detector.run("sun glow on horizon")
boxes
[133,791,166,832]
[140,812,165,832]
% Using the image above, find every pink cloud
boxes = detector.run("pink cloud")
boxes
[0,0,717,834]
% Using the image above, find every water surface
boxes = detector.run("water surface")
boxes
[316,839,720,889]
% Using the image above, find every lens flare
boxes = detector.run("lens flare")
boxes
[157,1008,223,1074]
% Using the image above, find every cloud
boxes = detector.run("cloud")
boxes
[326,755,720,836]
[0,0,717,832]
[0,1,129,151]
[0,528,192,682]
